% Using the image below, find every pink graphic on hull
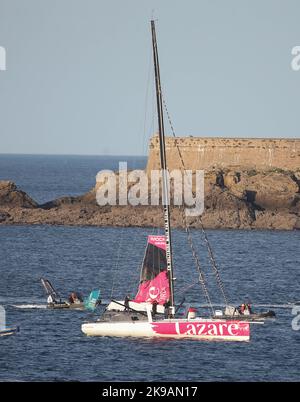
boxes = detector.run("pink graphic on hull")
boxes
[151,321,250,338]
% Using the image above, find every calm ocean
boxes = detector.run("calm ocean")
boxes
[0,154,299,381]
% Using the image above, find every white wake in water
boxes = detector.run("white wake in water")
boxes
[12,304,47,309]
[194,303,297,309]
[255,303,299,308]
[0,297,48,309]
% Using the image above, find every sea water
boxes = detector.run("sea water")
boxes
[0,155,299,381]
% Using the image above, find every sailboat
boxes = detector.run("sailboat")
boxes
[81,20,250,341]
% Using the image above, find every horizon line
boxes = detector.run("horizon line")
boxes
[0,152,148,157]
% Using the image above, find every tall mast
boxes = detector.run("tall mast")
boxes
[151,20,175,317]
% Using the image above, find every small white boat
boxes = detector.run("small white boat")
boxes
[0,326,19,337]
[215,304,276,321]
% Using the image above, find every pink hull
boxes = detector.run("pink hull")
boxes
[151,320,250,341]
[82,319,250,341]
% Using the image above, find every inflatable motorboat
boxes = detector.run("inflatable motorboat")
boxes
[41,278,101,311]
[213,305,276,321]
[41,278,84,310]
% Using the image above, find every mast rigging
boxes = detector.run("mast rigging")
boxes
[151,20,175,317]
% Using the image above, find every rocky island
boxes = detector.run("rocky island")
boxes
[0,136,299,230]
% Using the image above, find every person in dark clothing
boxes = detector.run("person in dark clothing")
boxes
[124,295,130,311]
[163,301,170,318]
[69,292,82,304]
[152,301,158,316]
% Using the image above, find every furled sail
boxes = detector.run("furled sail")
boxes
[40,278,60,301]
[133,235,170,305]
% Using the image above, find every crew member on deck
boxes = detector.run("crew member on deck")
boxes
[69,292,82,304]
[124,295,131,311]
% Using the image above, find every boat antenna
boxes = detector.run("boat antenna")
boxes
[151,20,175,318]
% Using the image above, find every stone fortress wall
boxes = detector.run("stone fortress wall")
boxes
[146,136,300,172]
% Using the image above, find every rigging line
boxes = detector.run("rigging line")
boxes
[162,93,229,307]
[198,218,229,305]
[160,93,212,310]
[127,229,147,298]
[142,45,154,156]
[151,64,156,137]
[130,229,149,297]
[176,279,202,296]
[110,226,125,299]
[181,207,214,314]
[128,229,142,296]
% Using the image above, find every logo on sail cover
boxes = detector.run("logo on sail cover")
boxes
[147,286,167,303]
[148,286,160,300]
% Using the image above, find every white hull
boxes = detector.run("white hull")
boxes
[82,319,250,341]
[107,300,165,314]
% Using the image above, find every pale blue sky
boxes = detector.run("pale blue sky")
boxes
[0,0,300,155]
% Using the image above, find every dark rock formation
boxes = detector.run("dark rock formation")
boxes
[0,181,37,208]
[0,167,299,230]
